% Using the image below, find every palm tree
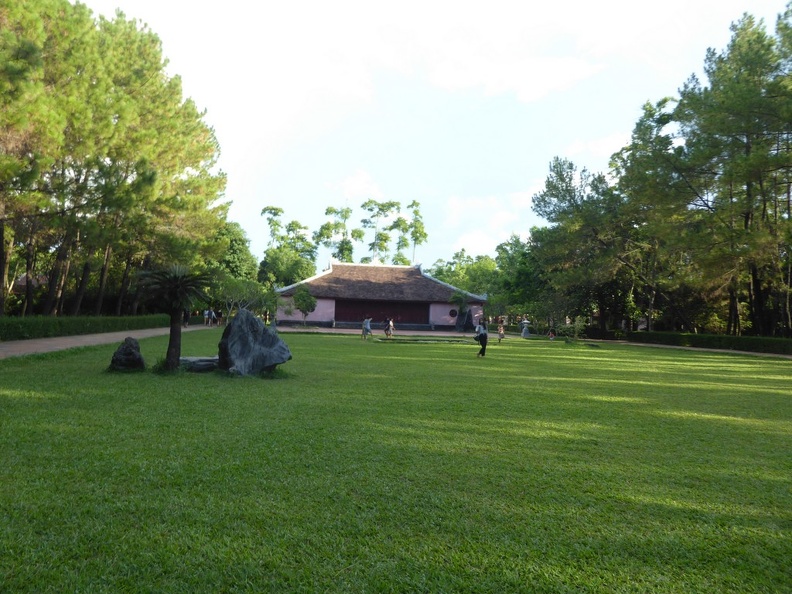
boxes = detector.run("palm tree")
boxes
[139,265,212,370]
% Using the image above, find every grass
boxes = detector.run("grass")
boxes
[1,330,790,593]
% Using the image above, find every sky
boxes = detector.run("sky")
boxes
[78,0,788,269]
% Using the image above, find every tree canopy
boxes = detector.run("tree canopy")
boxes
[0,0,231,317]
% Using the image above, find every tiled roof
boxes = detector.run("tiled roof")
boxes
[277,262,485,303]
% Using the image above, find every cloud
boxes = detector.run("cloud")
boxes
[334,169,385,202]
[564,131,632,169]
[441,189,543,258]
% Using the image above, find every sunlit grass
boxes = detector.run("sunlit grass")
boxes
[1,331,790,592]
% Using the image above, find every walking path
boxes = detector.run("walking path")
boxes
[0,325,213,360]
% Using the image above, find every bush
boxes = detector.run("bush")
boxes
[626,331,792,356]
[0,315,170,342]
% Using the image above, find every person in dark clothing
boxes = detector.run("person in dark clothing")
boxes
[475,318,489,357]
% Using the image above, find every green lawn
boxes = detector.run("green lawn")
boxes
[1,331,790,593]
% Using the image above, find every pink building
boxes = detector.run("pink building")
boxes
[276,262,486,331]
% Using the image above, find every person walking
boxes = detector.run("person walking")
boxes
[497,320,505,343]
[362,316,373,340]
[475,318,489,357]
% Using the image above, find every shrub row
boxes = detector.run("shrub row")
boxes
[626,331,792,356]
[0,315,170,342]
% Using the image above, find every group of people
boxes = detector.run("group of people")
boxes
[203,308,221,327]
[361,316,395,340]
[474,317,555,357]
[361,314,553,355]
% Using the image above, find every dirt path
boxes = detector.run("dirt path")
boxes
[0,325,212,360]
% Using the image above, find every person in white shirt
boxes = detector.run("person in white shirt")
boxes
[362,316,373,340]
[475,318,489,357]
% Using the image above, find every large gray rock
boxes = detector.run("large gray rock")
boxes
[109,337,146,371]
[218,309,292,375]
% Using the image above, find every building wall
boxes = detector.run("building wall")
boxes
[277,298,335,324]
[278,298,484,328]
[426,303,485,327]
[429,303,457,326]
[335,300,429,325]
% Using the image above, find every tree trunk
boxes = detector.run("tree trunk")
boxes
[24,235,35,316]
[785,257,792,338]
[748,263,769,336]
[115,257,133,316]
[43,237,71,315]
[646,286,656,332]
[597,297,607,332]
[94,244,112,315]
[69,261,91,316]
[129,255,151,316]
[727,283,741,336]
[0,220,6,316]
[54,255,71,316]
[165,309,183,371]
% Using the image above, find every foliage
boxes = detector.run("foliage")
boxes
[207,222,259,281]
[312,200,429,265]
[0,314,168,341]
[521,10,792,338]
[360,199,401,263]
[1,332,790,592]
[292,285,317,325]
[258,206,316,288]
[0,0,226,318]
[258,245,316,289]
[138,265,210,312]
[406,200,428,264]
[313,206,364,263]
[211,273,267,321]
[427,250,497,297]
[628,331,792,355]
[137,265,211,370]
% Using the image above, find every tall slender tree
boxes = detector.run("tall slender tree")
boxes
[407,200,428,264]
[313,206,364,262]
[360,199,400,262]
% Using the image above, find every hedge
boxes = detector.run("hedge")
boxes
[0,315,170,342]
[626,331,792,356]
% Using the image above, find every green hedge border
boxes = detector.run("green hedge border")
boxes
[626,331,792,356]
[0,315,170,342]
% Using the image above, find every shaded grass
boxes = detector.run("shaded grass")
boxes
[1,331,790,592]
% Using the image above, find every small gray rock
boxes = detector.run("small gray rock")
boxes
[109,337,146,371]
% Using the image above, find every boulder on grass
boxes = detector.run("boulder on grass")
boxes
[218,309,292,375]
[109,337,146,371]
